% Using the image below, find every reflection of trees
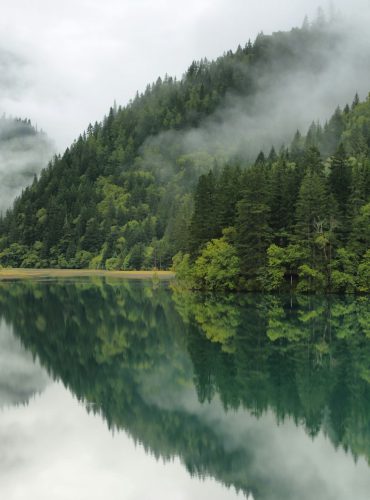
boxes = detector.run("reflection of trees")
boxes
[0,280,255,496]
[178,291,370,460]
[0,280,369,497]
[173,291,241,353]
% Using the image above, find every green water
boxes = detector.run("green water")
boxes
[0,278,370,500]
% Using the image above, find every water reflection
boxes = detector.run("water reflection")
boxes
[0,279,369,499]
[0,320,49,407]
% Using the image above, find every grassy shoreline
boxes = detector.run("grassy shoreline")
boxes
[0,268,175,281]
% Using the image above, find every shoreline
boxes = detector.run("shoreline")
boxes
[0,268,175,281]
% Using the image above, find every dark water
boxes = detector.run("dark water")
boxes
[0,278,370,500]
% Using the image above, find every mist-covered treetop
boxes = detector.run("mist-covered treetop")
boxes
[0,15,368,293]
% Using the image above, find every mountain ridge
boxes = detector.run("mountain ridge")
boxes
[0,18,369,292]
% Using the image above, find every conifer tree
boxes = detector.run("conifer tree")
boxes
[328,144,351,216]
[236,167,271,283]
[295,170,330,252]
[189,171,218,255]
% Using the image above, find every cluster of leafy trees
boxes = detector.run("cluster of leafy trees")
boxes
[0,18,368,292]
[175,96,370,292]
[1,20,365,290]
[0,279,369,497]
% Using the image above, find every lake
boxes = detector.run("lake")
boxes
[0,278,369,500]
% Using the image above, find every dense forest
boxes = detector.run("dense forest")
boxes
[0,279,369,498]
[0,18,369,292]
[175,98,370,293]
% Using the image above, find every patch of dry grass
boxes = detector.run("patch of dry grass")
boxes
[0,268,175,281]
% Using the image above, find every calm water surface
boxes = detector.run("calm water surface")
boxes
[0,278,369,500]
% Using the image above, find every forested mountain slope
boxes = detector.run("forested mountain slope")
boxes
[176,97,370,293]
[0,18,369,292]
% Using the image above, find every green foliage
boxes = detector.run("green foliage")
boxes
[105,257,121,270]
[172,252,194,288]
[74,250,93,268]
[89,254,103,269]
[0,243,28,267]
[0,23,369,294]
[331,247,358,292]
[236,167,271,286]
[263,244,286,291]
[351,202,370,256]
[173,236,240,292]
[358,250,370,292]
[295,169,330,244]
[189,171,218,254]
[297,264,326,293]
[192,237,240,291]
[263,243,305,291]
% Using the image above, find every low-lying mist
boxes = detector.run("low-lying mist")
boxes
[0,117,54,214]
[140,12,370,172]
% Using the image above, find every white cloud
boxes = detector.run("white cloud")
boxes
[0,0,353,150]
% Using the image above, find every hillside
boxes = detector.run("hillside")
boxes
[176,97,370,293]
[0,18,369,292]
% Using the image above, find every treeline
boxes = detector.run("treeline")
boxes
[0,19,368,292]
[175,96,370,293]
[0,115,40,140]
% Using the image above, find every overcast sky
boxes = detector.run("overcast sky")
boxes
[0,0,367,151]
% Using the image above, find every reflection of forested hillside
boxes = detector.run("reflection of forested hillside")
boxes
[0,279,369,498]
[0,279,255,495]
[0,319,49,407]
[176,292,370,460]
